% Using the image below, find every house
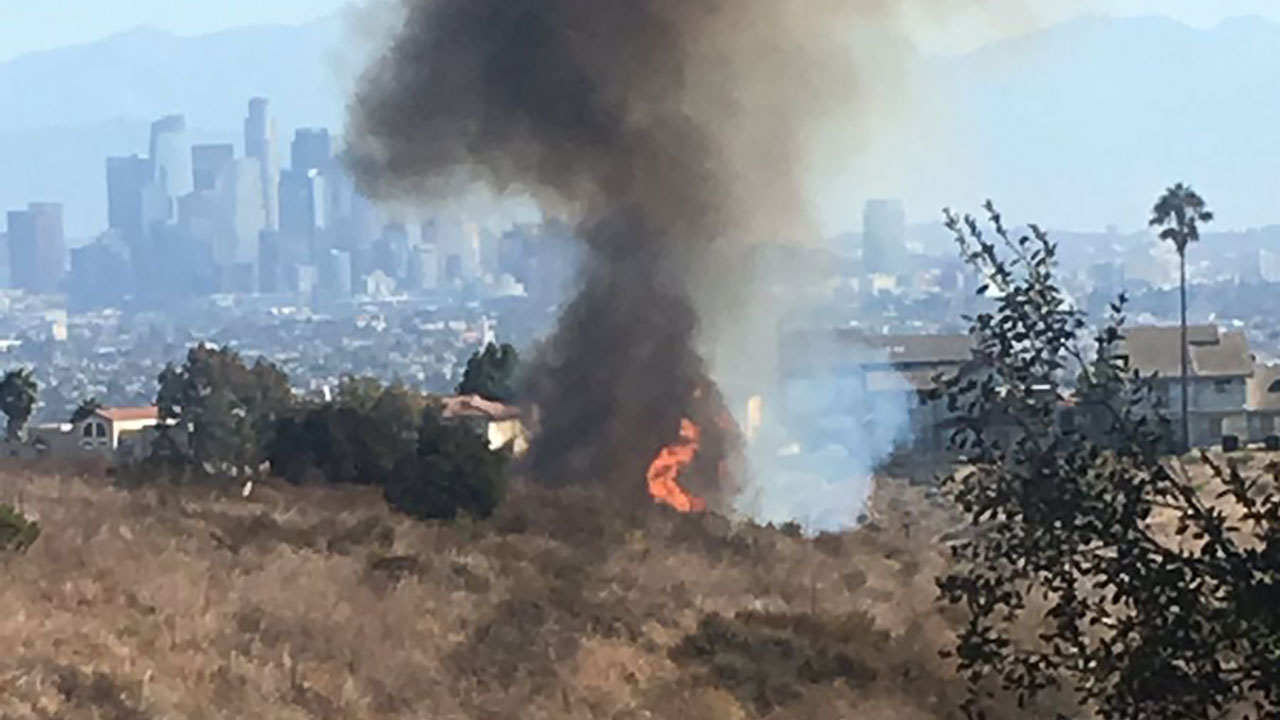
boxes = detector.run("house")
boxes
[779,329,977,458]
[25,406,165,465]
[440,395,529,456]
[77,407,163,457]
[1246,363,1280,444]
[1117,325,1253,447]
[15,406,163,465]
[855,332,979,455]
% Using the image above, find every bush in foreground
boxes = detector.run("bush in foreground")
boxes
[0,503,40,553]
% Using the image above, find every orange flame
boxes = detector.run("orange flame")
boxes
[646,418,708,513]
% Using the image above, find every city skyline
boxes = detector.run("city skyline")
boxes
[5,10,1280,237]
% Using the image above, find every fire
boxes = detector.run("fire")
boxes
[646,418,708,513]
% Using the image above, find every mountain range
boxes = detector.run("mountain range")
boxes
[1,12,1278,237]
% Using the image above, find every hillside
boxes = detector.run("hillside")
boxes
[0,21,353,134]
[0,470,979,720]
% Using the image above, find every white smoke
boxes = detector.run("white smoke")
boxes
[695,243,917,534]
[736,341,916,533]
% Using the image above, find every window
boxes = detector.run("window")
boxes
[95,422,107,439]
[1214,379,1234,394]
[82,423,94,438]
[1268,379,1280,394]
[85,421,107,440]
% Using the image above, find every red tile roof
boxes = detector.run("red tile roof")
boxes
[440,395,521,422]
[95,406,161,423]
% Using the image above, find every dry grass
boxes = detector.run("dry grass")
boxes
[0,470,979,720]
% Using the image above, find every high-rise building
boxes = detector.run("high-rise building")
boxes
[431,219,481,282]
[324,166,380,255]
[245,98,280,231]
[291,128,332,174]
[407,243,440,293]
[6,203,66,295]
[373,223,411,280]
[69,233,132,310]
[0,230,10,288]
[175,158,265,293]
[150,115,194,201]
[350,192,381,249]
[259,230,315,295]
[107,155,166,241]
[218,158,267,269]
[258,231,282,294]
[191,144,235,192]
[498,226,533,283]
[862,199,906,276]
[279,169,326,241]
[294,264,319,304]
[319,248,352,300]
[479,226,500,277]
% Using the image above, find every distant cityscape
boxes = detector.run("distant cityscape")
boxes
[5,98,582,309]
[4,96,1280,424]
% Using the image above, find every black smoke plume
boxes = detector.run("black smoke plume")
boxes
[347,0,864,508]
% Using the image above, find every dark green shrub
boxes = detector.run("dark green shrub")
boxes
[0,504,40,553]
[382,408,506,521]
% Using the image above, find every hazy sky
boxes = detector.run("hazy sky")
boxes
[2,0,1280,62]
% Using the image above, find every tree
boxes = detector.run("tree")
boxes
[69,396,103,424]
[1150,183,1213,452]
[152,344,292,478]
[457,342,520,403]
[937,202,1280,720]
[336,374,387,413]
[382,404,507,521]
[268,377,423,487]
[0,369,38,441]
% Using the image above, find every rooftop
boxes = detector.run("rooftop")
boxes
[1119,325,1253,379]
[1248,364,1280,412]
[850,331,975,367]
[95,406,161,423]
[440,395,521,422]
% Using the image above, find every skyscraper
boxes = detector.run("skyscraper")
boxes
[862,198,906,276]
[407,243,440,293]
[6,203,66,295]
[0,230,10,288]
[432,219,482,282]
[191,144,235,193]
[150,115,194,201]
[320,248,352,300]
[373,222,411,280]
[245,98,280,231]
[279,169,326,243]
[69,234,131,310]
[291,128,332,173]
[258,231,283,294]
[107,155,164,241]
[217,158,267,268]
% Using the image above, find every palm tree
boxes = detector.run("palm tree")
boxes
[69,396,103,424]
[0,369,39,441]
[1150,183,1213,453]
